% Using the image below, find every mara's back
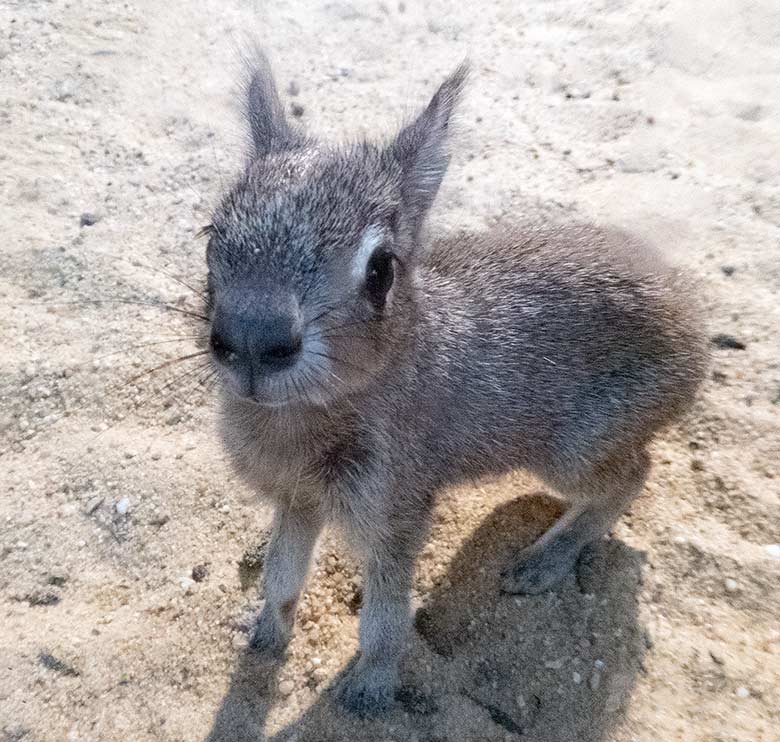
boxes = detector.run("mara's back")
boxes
[406,223,708,480]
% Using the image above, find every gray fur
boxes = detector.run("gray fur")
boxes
[203,56,707,716]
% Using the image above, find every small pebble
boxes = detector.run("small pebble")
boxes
[720,265,736,276]
[84,495,103,515]
[191,564,208,582]
[711,334,746,350]
[232,632,247,649]
[179,577,196,591]
[279,679,295,696]
[724,578,739,593]
[290,102,305,118]
[79,212,100,227]
[735,686,750,698]
[564,85,592,100]
[53,78,76,101]
[27,590,60,606]
[764,544,780,559]
[115,497,130,515]
[573,671,582,684]
[39,652,79,677]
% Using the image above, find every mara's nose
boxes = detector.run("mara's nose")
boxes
[210,295,303,374]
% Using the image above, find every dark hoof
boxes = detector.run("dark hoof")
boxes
[333,659,397,717]
[248,610,290,660]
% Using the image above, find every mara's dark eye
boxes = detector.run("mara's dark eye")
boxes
[365,248,395,309]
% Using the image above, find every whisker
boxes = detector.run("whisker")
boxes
[308,350,370,376]
[319,317,375,335]
[24,298,210,324]
[113,252,209,304]
[0,352,213,456]
[289,374,305,406]
[306,298,353,326]
[318,333,373,342]
[123,350,210,385]
[160,272,208,304]
[141,361,214,409]
[92,336,206,363]
[198,368,219,390]
[300,363,332,409]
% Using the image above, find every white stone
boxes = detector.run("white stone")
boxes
[764,544,780,559]
[232,632,247,649]
[115,497,130,515]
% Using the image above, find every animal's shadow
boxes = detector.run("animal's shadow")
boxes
[205,649,280,742]
[206,492,648,741]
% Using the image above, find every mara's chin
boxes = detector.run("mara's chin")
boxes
[219,380,331,411]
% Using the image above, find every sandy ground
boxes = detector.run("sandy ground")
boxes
[1,1,779,740]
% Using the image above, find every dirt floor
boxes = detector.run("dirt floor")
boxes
[1,1,779,740]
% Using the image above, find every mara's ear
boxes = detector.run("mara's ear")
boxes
[390,62,469,233]
[241,48,299,158]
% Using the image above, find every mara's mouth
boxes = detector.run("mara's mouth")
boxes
[237,392,300,409]
[213,359,332,410]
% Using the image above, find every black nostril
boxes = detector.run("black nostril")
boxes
[210,330,234,362]
[259,332,302,369]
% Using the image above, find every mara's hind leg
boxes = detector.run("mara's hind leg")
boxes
[501,448,650,595]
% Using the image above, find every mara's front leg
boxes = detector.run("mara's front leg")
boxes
[334,494,430,717]
[250,504,323,657]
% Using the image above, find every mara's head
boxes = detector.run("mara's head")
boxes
[204,53,467,408]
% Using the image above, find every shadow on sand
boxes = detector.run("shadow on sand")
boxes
[206,492,648,742]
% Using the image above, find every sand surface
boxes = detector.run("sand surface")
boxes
[1,1,779,740]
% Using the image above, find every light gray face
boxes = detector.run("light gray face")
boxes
[203,56,467,408]
[205,162,401,409]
